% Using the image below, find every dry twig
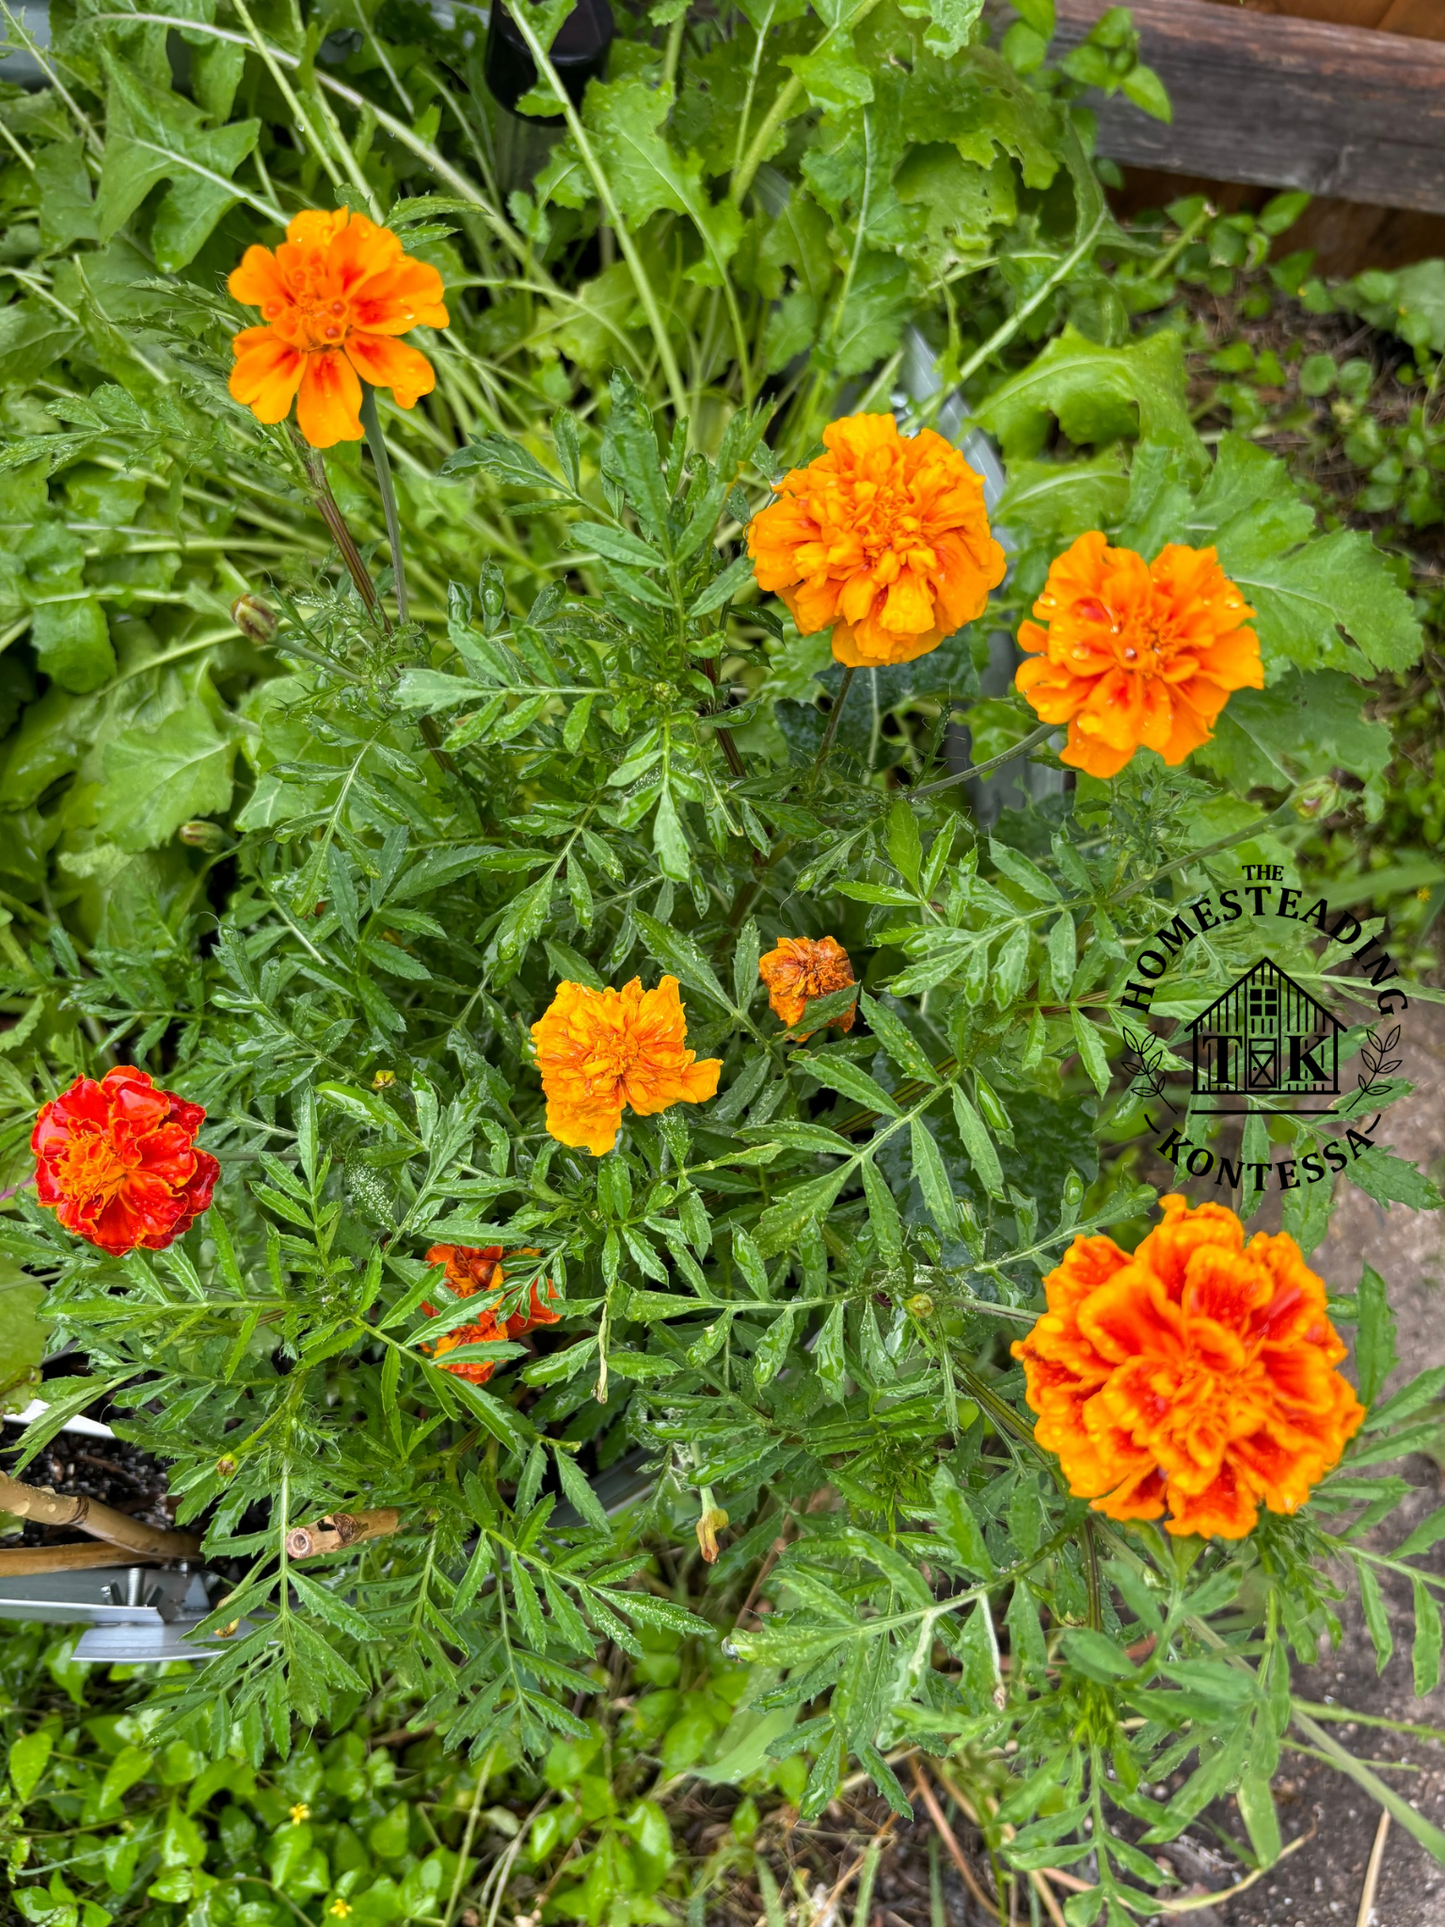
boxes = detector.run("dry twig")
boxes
[911,1759,1001,1922]
[0,1470,200,1559]
[284,1506,401,1559]
[1356,1810,1391,1927]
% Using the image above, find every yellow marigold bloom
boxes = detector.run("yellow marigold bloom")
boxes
[531,977,722,1157]
[1014,531,1263,779]
[228,209,448,449]
[1011,1195,1363,1539]
[758,935,855,1038]
[747,413,1006,668]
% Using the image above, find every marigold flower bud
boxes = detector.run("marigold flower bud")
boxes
[1292,776,1340,819]
[696,1505,729,1563]
[231,593,277,644]
[178,820,228,851]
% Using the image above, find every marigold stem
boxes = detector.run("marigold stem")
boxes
[810,666,856,782]
[911,720,1055,799]
[360,383,410,625]
[296,434,385,628]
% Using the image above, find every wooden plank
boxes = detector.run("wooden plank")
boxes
[1054,0,1445,215]
[1202,0,1441,32]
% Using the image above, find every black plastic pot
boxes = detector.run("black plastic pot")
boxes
[483,0,614,124]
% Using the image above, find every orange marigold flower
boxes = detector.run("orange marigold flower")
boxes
[422,1243,560,1385]
[531,977,722,1158]
[758,935,855,1038]
[1012,1195,1363,1539]
[32,1067,219,1256]
[1014,531,1263,779]
[228,209,448,449]
[747,412,1007,668]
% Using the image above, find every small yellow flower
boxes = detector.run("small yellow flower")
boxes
[289,1802,311,1824]
[531,977,721,1157]
[372,1068,396,1088]
[329,1901,352,1919]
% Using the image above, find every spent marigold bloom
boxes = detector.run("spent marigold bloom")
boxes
[421,1244,560,1385]
[531,976,722,1158]
[758,935,856,1038]
[747,412,1007,668]
[228,209,448,449]
[33,1067,219,1257]
[1014,531,1263,779]
[1012,1195,1363,1539]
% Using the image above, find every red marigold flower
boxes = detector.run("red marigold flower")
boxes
[1011,1195,1364,1539]
[32,1067,219,1256]
[422,1244,559,1384]
[758,935,856,1038]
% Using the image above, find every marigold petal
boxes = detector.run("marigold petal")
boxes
[286,208,350,249]
[229,244,289,309]
[1165,1462,1258,1539]
[351,257,449,333]
[230,333,305,423]
[296,349,363,448]
[344,332,436,407]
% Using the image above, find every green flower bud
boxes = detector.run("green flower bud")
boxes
[231,593,277,644]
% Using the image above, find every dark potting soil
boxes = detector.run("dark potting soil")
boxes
[2,1432,177,1544]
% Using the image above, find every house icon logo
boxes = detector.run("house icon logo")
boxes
[1187,958,1344,1117]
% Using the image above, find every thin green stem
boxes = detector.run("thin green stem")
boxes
[731,0,889,202]
[361,385,410,625]
[911,721,1055,799]
[502,7,689,424]
[810,666,856,783]
[954,210,1107,389]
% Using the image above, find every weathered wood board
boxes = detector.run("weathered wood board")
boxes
[1054,0,1445,216]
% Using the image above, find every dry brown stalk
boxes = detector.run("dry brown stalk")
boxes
[911,1759,1002,1922]
[0,1471,201,1559]
[0,1542,164,1576]
[284,1506,401,1559]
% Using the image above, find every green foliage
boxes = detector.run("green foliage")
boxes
[0,357,1439,1908]
[0,1618,802,1922]
[2,5,1443,1914]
